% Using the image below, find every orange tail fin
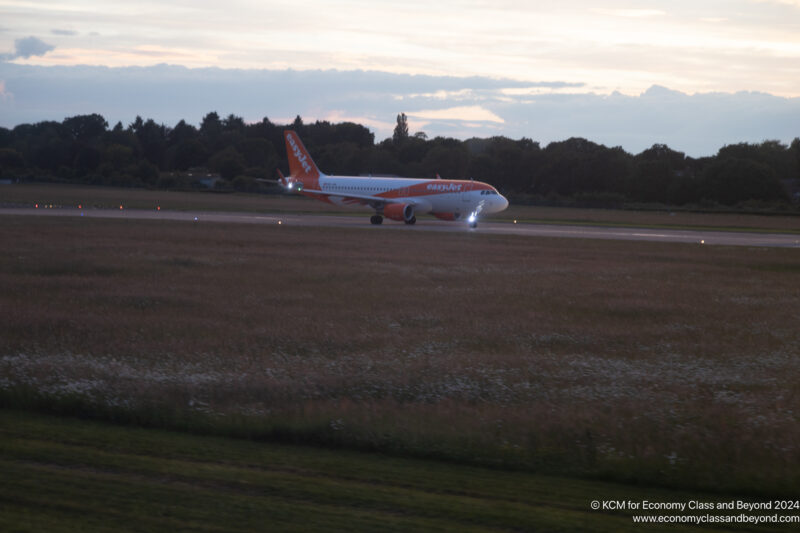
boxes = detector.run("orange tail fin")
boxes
[284,130,322,180]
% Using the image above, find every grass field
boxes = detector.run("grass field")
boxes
[1,184,800,529]
[2,209,799,490]
[6,410,794,532]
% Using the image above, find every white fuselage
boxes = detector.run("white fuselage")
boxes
[315,175,509,217]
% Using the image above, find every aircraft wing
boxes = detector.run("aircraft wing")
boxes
[301,189,409,207]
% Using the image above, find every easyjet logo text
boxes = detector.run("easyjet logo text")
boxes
[287,133,313,174]
[427,183,462,192]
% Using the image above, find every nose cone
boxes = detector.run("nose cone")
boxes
[499,194,509,211]
[483,192,509,213]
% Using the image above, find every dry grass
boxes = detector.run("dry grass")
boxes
[1,214,799,493]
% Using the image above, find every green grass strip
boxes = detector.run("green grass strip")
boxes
[1,410,786,532]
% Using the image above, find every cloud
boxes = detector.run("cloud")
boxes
[408,106,505,124]
[591,8,667,18]
[319,110,395,133]
[0,64,798,157]
[0,80,10,101]
[751,0,800,7]
[3,1,799,101]
[1,36,55,61]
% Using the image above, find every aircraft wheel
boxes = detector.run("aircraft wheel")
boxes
[405,216,416,225]
[469,220,478,229]
[370,215,383,225]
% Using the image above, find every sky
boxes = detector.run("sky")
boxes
[1,0,799,156]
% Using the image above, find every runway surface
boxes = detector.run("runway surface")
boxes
[3,206,800,248]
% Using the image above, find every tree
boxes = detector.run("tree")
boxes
[18,122,71,172]
[717,141,797,182]
[129,116,145,134]
[134,119,168,169]
[393,113,409,145]
[222,114,245,133]
[105,144,134,167]
[3,108,798,208]
[0,126,11,148]
[200,112,223,151]
[73,145,103,174]
[632,144,687,203]
[421,141,469,178]
[538,138,612,197]
[335,122,374,147]
[0,148,24,177]
[63,114,108,141]
[168,139,206,170]
[169,120,198,144]
[240,137,275,168]
[701,157,787,205]
[209,146,245,180]
[791,138,800,180]
[200,112,222,136]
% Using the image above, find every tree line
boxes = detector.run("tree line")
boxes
[1,111,798,209]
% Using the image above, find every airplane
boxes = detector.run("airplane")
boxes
[279,130,508,228]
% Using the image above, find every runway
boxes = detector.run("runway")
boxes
[3,206,800,248]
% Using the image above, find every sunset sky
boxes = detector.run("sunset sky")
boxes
[2,1,799,154]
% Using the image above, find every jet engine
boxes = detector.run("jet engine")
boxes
[384,203,416,224]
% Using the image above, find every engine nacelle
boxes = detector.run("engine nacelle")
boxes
[384,203,416,223]
[432,212,461,221]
